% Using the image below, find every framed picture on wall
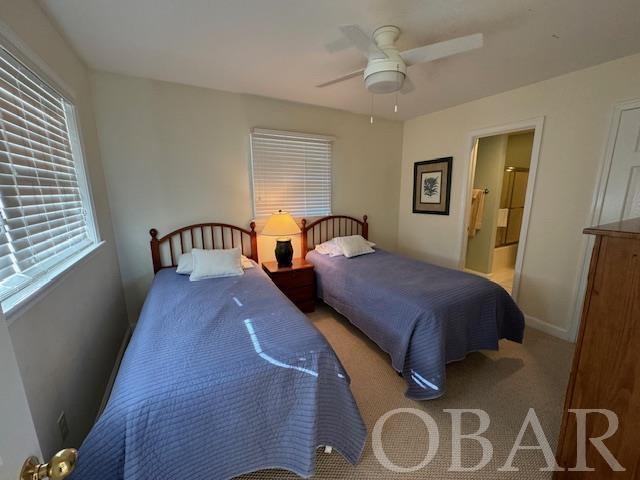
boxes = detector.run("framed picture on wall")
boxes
[412,157,452,215]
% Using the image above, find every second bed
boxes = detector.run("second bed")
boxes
[302,215,525,400]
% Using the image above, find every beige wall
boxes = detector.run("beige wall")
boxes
[0,311,40,479]
[399,53,640,336]
[1,0,128,457]
[91,71,403,321]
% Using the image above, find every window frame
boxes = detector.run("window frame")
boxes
[0,35,102,321]
[249,128,335,220]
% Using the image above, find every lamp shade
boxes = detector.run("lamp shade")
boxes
[261,210,301,237]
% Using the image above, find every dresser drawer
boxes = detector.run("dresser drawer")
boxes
[271,268,314,289]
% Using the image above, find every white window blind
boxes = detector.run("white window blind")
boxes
[250,128,333,218]
[0,46,96,307]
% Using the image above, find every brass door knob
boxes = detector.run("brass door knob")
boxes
[20,448,78,480]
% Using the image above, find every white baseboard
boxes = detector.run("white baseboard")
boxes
[525,314,573,342]
[97,326,131,418]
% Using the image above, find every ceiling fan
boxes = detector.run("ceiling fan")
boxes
[317,25,484,95]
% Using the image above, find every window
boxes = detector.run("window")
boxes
[250,128,333,218]
[0,46,98,311]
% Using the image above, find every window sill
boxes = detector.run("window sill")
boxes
[4,241,106,326]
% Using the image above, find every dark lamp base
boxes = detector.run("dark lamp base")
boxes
[275,239,293,267]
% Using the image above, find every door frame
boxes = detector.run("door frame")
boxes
[458,117,545,302]
[568,98,640,341]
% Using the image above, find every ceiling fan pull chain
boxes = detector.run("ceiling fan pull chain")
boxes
[394,65,400,113]
[370,93,374,124]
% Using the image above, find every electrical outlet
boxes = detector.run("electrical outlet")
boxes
[57,412,69,441]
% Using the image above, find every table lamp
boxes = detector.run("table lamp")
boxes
[261,210,301,267]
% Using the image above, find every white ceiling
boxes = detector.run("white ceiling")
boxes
[40,0,640,120]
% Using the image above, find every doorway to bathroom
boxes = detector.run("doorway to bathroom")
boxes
[463,129,536,295]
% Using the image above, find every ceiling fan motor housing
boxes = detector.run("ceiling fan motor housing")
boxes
[364,25,407,94]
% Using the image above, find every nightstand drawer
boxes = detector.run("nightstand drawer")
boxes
[271,268,314,289]
[262,259,315,313]
[295,300,315,313]
[282,284,315,303]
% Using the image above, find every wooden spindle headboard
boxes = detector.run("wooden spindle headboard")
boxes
[149,222,258,273]
[300,215,368,257]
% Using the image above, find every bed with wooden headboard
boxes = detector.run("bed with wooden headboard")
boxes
[301,213,525,401]
[149,222,258,273]
[300,214,368,257]
[70,221,367,480]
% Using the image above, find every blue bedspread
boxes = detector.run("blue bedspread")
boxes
[306,249,525,400]
[70,266,366,480]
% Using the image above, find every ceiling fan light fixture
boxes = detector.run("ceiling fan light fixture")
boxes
[364,70,405,94]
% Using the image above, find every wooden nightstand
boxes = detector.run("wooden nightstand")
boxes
[262,258,315,313]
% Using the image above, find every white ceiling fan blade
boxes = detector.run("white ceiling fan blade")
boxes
[338,25,387,59]
[400,33,483,66]
[316,68,365,88]
[325,36,353,53]
[400,76,415,94]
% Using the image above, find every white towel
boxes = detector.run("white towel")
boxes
[497,208,509,228]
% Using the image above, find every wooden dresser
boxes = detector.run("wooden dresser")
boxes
[555,218,640,478]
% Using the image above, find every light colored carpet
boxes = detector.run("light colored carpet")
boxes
[239,303,574,479]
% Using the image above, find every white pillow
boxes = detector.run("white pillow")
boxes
[176,252,194,274]
[241,255,255,269]
[334,235,375,258]
[315,236,375,257]
[176,252,253,274]
[315,239,343,257]
[189,248,244,281]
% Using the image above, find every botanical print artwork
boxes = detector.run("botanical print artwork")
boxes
[413,157,452,215]
[421,171,442,204]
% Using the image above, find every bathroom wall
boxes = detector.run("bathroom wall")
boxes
[505,131,535,168]
[465,135,507,273]
[466,131,535,274]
